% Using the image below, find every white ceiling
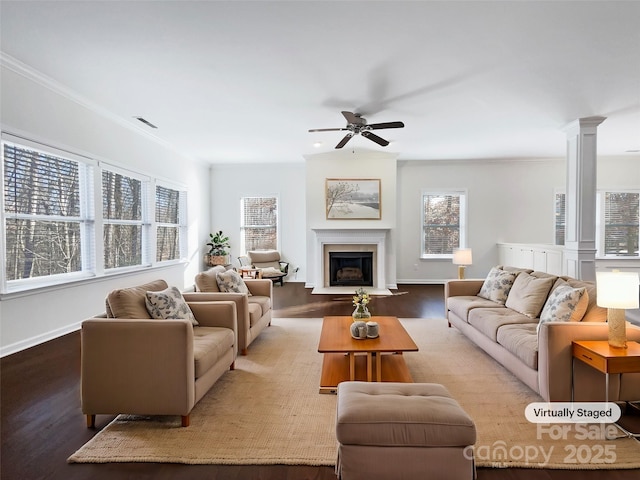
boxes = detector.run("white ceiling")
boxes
[1,1,639,164]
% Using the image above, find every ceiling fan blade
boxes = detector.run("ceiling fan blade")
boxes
[308,127,347,132]
[341,111,361,124]
[335,134,354,149]
[361,131,389,147]
[368,121,405,130]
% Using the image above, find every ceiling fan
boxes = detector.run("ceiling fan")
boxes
[309,111,404,149]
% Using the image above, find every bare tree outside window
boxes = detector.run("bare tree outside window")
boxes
[241,197,278,252]
[102,170,143,269]
[422,192,465,257]
[3,143,85,280]
[156,185,184,262]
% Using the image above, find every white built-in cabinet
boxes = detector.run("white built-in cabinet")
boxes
[497,243,564,276]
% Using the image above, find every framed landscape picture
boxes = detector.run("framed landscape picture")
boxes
[325,178,381,220]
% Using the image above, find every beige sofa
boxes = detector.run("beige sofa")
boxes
[192,266,273,355]
[81,280,238,428]
[446,267,640,402]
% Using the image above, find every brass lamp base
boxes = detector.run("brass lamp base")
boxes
[458,265,466,280]
[608,308,627,349]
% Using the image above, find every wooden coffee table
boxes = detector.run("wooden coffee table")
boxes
[317,316,418,394]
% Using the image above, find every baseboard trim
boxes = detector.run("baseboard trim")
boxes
[1,322,81,358]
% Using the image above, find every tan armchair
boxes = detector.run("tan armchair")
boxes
[81,280,238,428]
[247,250,289,286]
[191,266,273,355]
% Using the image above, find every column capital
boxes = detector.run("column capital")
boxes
[562,116,607,135]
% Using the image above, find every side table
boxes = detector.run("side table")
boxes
[572,340,640,438]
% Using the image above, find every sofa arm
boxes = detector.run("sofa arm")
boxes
[445,279,484,298]
[244,278,273,298]
[188,300,237,331]
[81,318,195,417]
[538,322,640,402]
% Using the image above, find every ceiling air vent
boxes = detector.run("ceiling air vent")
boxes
[134,116,158,129]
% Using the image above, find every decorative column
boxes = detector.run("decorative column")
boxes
[562,116,606,281]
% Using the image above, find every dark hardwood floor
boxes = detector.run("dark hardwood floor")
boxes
[1,282,638,479]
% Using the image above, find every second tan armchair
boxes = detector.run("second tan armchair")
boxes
[191,266,273,355]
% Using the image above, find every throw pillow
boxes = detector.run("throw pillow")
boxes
[216,269,251,295]
[145,286,198,325]
[505,272,555,318]
[538,284,588,331]
[478,267,517,305]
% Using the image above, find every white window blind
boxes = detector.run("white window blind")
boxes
[240,196,278,252]
[421,191,466,257]
[155,184,185,262]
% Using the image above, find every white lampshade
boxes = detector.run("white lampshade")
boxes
[452,248,473,266]
[596,271,640,309]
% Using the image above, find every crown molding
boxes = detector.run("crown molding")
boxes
[0,52,197,162]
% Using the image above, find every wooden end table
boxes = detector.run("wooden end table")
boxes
[572,340,640,438]
[317,316,418,394]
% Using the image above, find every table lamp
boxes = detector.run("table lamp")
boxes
[596,270,639,349]
[452,248,473,279]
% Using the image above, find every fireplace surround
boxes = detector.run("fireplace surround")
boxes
[311,228,390,294]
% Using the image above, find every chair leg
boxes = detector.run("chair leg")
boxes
[86,414,96,428]
[241,347,248,356]
[181,415,190,427]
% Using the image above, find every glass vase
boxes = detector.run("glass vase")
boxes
[352,305,371,321]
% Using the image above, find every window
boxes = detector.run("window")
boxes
[554,191,639,257]
[421,190,467,258]
[1,134,188,293]
[156,184,186,262]
[240,196,278,252]
[2,140,93,285]
[102,169,146,269]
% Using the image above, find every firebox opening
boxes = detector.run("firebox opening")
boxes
[329,251,373,287]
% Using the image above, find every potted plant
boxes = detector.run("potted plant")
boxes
[205,230,231,266]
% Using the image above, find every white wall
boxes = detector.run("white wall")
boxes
[0,64,210,356]
[396,156,640,282]
[304,149,398,288]
[209,163,307,280]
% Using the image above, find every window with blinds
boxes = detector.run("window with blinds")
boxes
[421,191,466,257]
[102,169,146,269]
[555,191,639,257]
[156,185,185,262]
[603,192,639,256]
[2,134,189,293]
[240,196,278,252]
[3,141,92,282]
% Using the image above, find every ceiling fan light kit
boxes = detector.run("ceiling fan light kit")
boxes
[309,111,404,149]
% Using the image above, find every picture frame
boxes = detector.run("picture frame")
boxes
[325,178,381,220]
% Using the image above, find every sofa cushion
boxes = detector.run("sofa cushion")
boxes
[106,279,168,319]
[560,277,607,322]
[145,286,198,326]
[505,272,555,318]
[447,296,503,322]
[216,269,251,296]
[468,307,536,341]
[247,302,264,326]
[249,295,271,317]
[193,327,235,379]
[478,267,517,305]
[195,266,226,292]
[540,283,588,324]
[496,323,539,370]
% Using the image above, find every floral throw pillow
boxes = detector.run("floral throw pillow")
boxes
[216,269,251,296]
[539,284,588,327]
[145,286,198,326]
[478,267,517,305]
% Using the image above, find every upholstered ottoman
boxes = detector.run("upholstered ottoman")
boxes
[336,382,476,480]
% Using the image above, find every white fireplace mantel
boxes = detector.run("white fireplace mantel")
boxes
[311,228,390,294]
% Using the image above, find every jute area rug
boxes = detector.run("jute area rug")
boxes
[68,317,640,469]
